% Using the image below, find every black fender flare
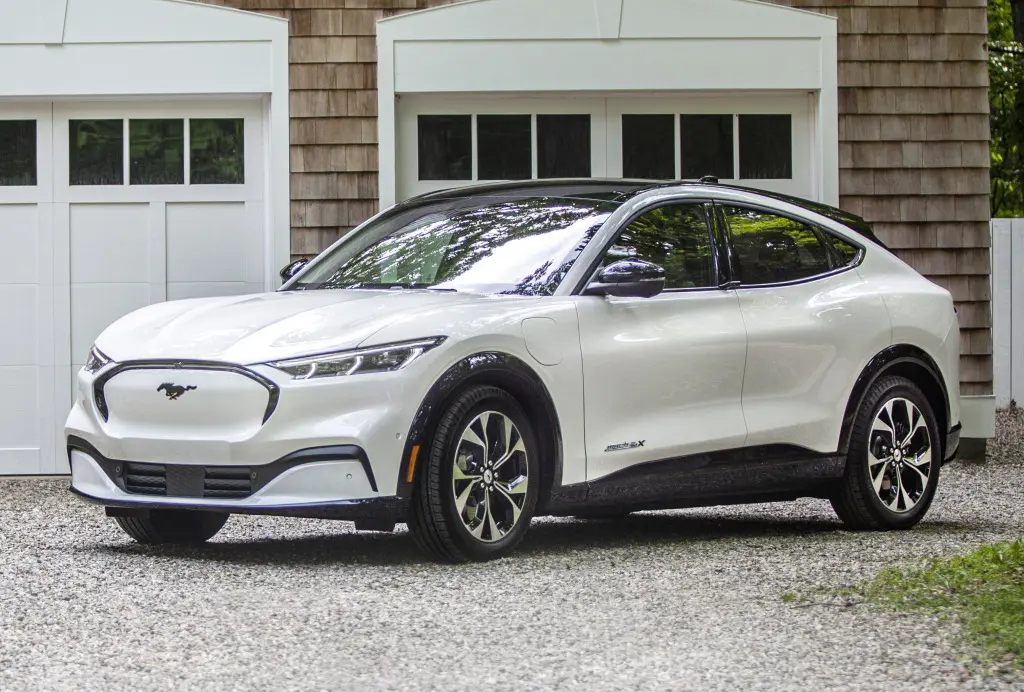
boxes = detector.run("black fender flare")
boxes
[838,344,952,456]
[396,352,564,507]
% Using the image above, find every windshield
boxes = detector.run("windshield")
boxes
[289,196,615,295]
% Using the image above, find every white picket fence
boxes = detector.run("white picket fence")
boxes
[993,218,1024,409]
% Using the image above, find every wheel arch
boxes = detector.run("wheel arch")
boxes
[839,344,951,456]
[398,352,563,510]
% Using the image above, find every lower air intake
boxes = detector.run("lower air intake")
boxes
[123,462,167,495]
[203,467,254,499]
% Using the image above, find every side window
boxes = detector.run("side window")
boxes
[824,232,862,268]
[721,206,831,285]
[601,204,716,290]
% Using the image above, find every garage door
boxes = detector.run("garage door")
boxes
[397,93,816,202]
[0,100,265,474]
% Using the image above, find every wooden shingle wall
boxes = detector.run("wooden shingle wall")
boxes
[200,0,991,396]
[774,0,992,394]
[197,0,456,255]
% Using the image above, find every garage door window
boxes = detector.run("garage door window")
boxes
[418,115,472,181]
[739,115,791,180]
[622,114,674,180]
[70,119,124,186]
[130,119,184,185]
[680,114,733,180]
[537,114,590,178]
[190,119,245,185]
[418,113,593,182]
[477,115,531,180]
[0,120,36,186]
[69,117,245,186]
[620,113,793,182]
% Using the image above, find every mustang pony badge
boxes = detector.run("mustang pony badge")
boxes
[158,383,197,401]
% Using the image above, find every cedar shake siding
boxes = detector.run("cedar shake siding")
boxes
[199,0,991,396]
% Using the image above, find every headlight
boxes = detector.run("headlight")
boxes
[84,346,113,374]
[266,337,446,380]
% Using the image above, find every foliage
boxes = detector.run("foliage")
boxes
[857,540,1024,669]
[304,197,613,295]
[990,0,1024,217]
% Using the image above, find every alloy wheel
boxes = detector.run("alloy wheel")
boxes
[451,410,529,542]
[867,397,933,514]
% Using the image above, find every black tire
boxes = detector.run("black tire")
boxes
[407,385,540,563]
[114,510,229,545]
[831,375,941,530]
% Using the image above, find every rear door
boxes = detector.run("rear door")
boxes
[718,203,891,454]
[573,201,748,482]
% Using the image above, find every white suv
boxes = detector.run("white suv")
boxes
[66,180,962,562]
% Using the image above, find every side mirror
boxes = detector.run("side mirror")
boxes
[584,259,666,298]
[279,259,310,282]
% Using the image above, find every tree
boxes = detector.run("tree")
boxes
[990,0,1024,217]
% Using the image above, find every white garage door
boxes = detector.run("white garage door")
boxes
[397,93,816,202]
[0,100,265,474]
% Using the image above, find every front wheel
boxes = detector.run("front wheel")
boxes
[831,375,941,530]
[114,509,229,544]
[408,385,540,563]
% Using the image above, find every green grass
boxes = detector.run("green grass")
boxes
[855,540,1024,669]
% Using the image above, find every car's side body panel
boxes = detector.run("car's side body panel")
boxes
[856,248,962,429]
[364,297,589,488]
[736,270,892,453]
[573,290,748,482]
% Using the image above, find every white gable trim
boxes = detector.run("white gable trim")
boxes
[377,0,839,208]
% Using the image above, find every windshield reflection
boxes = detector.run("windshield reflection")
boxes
[292,197,615,296]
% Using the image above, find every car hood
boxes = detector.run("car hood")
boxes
[95,289,487,364]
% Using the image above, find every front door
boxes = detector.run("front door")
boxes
[573,201,748,482]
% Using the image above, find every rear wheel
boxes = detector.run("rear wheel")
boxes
[113,509,228,544]
[408,385,540,563]
[831,375,941,530]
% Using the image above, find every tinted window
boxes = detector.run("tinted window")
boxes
[722,206,830,285]
[601,204,716,290]
[191,118,245,184]
[827,233,861,267]
[418,115,471,181]
[0,120,36,186]
[129,119,184,185]
[478,115,531,180]
[70,119,124,186]
[538,114,591,178]
[738,115,792,179]
[622,115,674,180]
[680,114,733,179]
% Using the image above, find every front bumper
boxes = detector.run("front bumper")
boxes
[71,488,407,522]
[66,357,434,503]
[68,439,409,520]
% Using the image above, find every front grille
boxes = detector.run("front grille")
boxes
[203,467,253,499]
[118,463,253,499]
[124,462,167,495]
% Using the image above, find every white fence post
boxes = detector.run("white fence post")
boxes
[993,218,1013,408]
[994,218,1024,409]
[1013,219,1024,408]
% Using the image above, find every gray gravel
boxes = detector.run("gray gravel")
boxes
[2,411,1024,692]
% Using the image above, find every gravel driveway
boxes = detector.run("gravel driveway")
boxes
[2,412,1023,692]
